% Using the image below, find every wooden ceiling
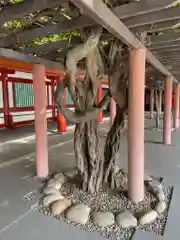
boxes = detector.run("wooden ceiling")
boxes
[0,0,180,87]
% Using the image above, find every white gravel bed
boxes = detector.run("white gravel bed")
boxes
[37,179,173,240]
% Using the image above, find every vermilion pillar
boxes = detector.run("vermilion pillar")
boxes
[51,79,56,118]
[56,76,67,133]
[1,72,9,127]
[158,89,162,114]
[150,89,154,119]
[173,83,180,129]
[33,64,49,178]
[163,76,172,145]
[128,48,145,202]
[97,84,103,123]
[110,97,116,125]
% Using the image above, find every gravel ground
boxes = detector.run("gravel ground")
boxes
[37,178,173,240]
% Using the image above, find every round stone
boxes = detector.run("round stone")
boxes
[116,211,137,228]
[144,174,152,182]
[155,201,166,214]
[66,204,90,225]
[114,166,120,174]
[43,187,59,196]
[148,179,163,190]
[42,194,65,208]
[147,180,165,201]
[51,199,72,216]
[47,179,62,190]
[139,210,158,225]
[53,172,66,184]
[157,190,166,201]
[91,211,115,228]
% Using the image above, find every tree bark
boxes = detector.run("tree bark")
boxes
[103,105,127,189]
[74,120,104,193]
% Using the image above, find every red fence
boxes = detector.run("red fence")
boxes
[0,73,56,128]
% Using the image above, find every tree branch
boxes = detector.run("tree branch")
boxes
[55,80,100,124]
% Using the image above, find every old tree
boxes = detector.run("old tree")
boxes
[55,24,129,194]
[53,1,163,194]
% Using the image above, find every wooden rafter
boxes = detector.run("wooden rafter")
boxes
[153,46,180,53]
[0,0,63,26]
[20,36,81,54]
[123,6,180,28]
[150,39,180,50]
[0,0,179,83]
[150,32,180,45]
[132,19,180,34]
[0,16,92,47]
[112,0,176,19]
[0,0,178,47]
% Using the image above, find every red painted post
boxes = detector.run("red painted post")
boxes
[97,84,103,123]
[1,72,9,127]
[163,76,172,145]
[51,79,56,118]
[56,76,67,133]
[1,72,14,128]
[173,83,180,129]
[128,48,145,202]
[110,97,116,125]
[33,64,49,178]
[150,89,154,119]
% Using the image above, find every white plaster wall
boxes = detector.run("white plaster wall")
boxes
[12,109,53,122]
[8,82,14,108]
[0,113,4,124]
[0,81,3,108]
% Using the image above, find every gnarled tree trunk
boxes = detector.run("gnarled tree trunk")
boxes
[55,29,128,193]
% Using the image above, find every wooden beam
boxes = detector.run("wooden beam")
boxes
[157,59,180,64]
[124,6,180,28]
[0,17,93,47]
[150,40,180,50]
[0,0,62,26]
[160,61,180,65]
[20,36,81,54]
[0,0,177,47]
[150,32,180,44]
[0,48,64,73]
[171,66,180,70]
[153,46,180,53]
[157,53,180,58]
[71,0,172,78]
[112,0,176,19]
[161,58,180,62]
[132,19,180,33]
[43,51,66,61]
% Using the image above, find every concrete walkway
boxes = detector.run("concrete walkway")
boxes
[0,117,179,239]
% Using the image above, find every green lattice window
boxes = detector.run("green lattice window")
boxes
[15,83,34,107]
